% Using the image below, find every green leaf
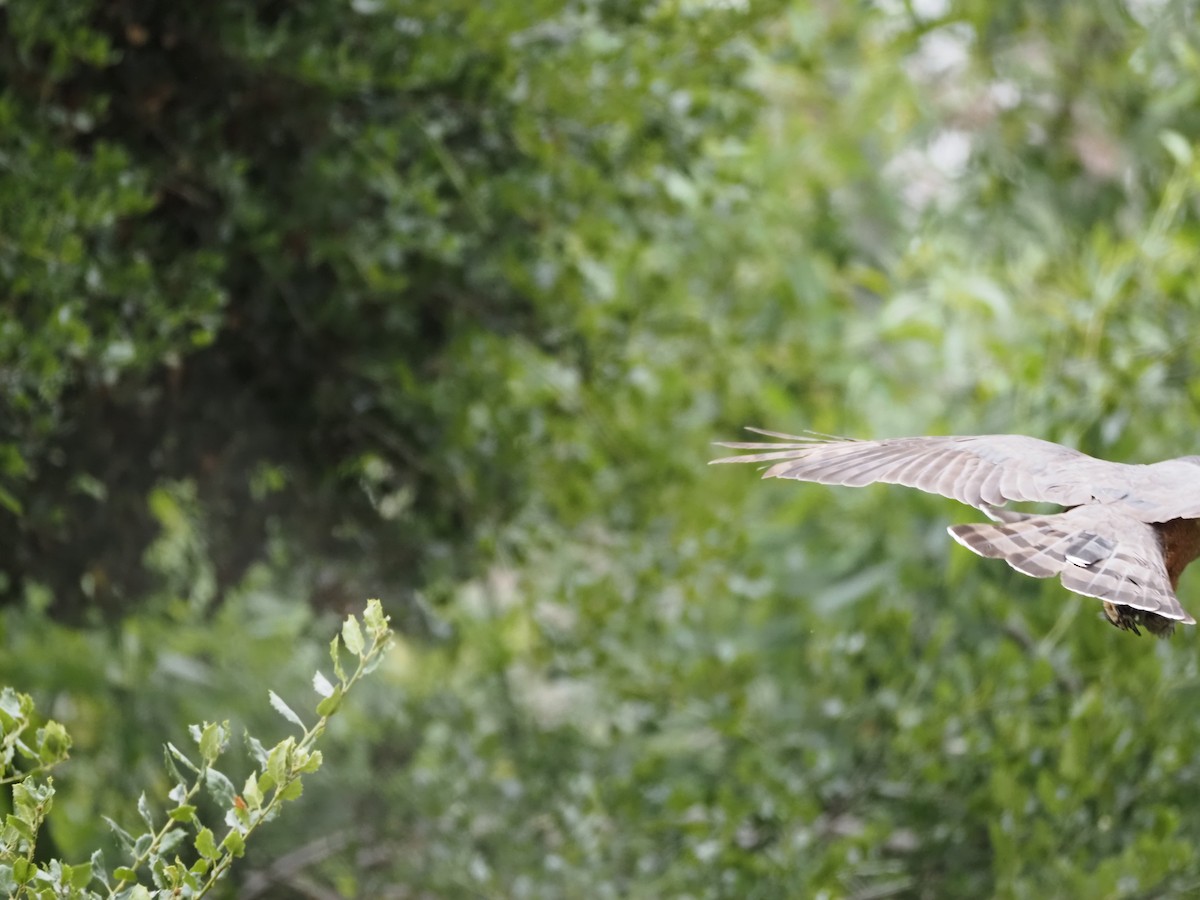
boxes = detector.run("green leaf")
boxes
[12,778,52,819]
[168,804,197,823]
[231,799,252,827]
[316,687,343,717]
[278,779,304,801]
[342,614,365,656]
[113,866,138,881]
[165,742,200,774]
[159,827,188,856]
[35,721,70,763]
[11,858,31,884]
[242,773,264,810]
[195,827,218,861]
[266,739,294,785]
[198,721,228,763]
[297,749,323,774]
[330,634,345,681]
[220,831,246,858]
[362,650,388,675]
[245,734,269,767]
[0,687,26,721]
[159,861,183,888]
[136,792,154,829]
[363,598,388,635]
[103,816,134,852]
[89,849,109,889]
[204,768,237,808]
[65,861,93,888]
[5,814,33,842]
[268,691,305,729]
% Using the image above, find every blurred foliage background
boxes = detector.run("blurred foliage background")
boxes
[5,0,1200,896]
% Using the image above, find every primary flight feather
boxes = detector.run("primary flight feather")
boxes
[712,429,1200,636]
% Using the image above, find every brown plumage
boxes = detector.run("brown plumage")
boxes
[712,429,1200,637]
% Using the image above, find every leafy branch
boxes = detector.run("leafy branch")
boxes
[0,599,393,899]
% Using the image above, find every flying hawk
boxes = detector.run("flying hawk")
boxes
[712,429,1200,637]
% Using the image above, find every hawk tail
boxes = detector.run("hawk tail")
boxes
[948,510,1194,636]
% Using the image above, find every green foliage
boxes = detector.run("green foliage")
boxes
[0,601,391,898]
[8,1,1200,899]
[0,689,71,789]
[0,0,772,617]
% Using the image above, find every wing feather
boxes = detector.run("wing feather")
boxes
[713,430,1116,511]
[949,507,1194,625]
[976,465,1008,507]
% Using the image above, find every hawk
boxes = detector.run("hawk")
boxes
[712,429,1200,637]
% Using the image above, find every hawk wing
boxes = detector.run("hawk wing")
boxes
[710,430,1131,511]
[949,506,1195,626]
[1115,457,1200,522]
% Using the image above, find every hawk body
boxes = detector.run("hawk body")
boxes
[712,430,1200,636]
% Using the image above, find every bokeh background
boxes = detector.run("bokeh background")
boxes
[6,1,1200,896]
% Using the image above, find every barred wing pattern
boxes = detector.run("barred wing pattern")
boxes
[949,508,1194,630]
[712,429,1199,635]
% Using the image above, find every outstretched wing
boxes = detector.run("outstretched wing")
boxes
[949,506,1195,627]
[1114,457,1200,522]
[710,429,1132,511]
